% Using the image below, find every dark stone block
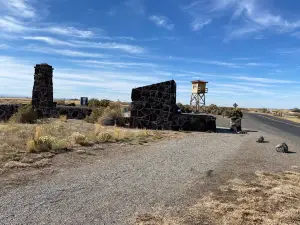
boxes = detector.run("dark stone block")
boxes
[130,80,216,132]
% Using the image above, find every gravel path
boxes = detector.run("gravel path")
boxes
[1,116,299,225]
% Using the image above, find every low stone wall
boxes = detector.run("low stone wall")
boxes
[131,113,216,131]
[0,104,92,121]
[0,104,22,121]
[56,106,92,120]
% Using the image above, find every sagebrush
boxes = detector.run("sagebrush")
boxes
[9,104,38,124]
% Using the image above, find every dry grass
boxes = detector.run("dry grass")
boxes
[0,119,174,169]
[279,117,300,124]
[0,97,31,105]
[0,98,80,105]
[135,171,300,225]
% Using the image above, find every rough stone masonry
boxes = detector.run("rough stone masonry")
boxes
[0,63,92,121]
[32,63,54,117]
[130,80,216,131]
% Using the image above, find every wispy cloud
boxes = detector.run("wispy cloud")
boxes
[27,46,107,58]
[0,16,26,32]
[125,0,145,15]
[74,59,158,69]
[149,15,175,30]
[183,0,300,39]
[23,36,74,46]
[233,76,299,84]
[0,0,36,19]
[0,44,10,49]
[192,19,212,31]
[276,48,300,54]
[47,26,95,38]
[72,40,145,54]
[0,15,97,38]
[22,36,146,54]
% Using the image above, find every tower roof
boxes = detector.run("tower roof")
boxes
[191,80,208,84]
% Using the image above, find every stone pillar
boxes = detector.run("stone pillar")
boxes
[32,63,54,117]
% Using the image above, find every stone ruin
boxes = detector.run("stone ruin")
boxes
[0,63,92,121]
[32,63,54,117]
[130,80,216,131]
[0,104,22,121]
[0,64,216,132]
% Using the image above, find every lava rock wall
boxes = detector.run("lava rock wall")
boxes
[130,80,216,131]
[0,104,21,121]
[56,106,92,120]
[32,63,54,117]
[130,80,178,130]
[0,104,92,121]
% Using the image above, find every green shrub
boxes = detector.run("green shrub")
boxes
[9,104,38,124]
[99,104,125,126]
[85,107,105,123]
[88,98,101,108]
[292,108,300,113]
[228,109,243,118]
[108,101,122,110]
[99,99,111,107]
[58,108,68,115]
[177,103,192,113]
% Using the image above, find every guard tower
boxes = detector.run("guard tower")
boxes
[190,80,208,112]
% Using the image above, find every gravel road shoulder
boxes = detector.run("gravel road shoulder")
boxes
[1,116,299,225]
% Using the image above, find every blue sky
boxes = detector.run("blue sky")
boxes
[0,0,300,108]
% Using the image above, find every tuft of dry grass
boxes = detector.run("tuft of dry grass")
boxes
[59,114,68,122]
[70,132,93,146]
[0,119,178,170]
[135,171,300,225]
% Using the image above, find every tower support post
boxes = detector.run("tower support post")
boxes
[190,93,206,113]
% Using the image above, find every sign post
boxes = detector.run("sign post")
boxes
[80,97,88,106]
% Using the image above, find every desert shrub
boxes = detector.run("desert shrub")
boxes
[9,104,38,124]
[59,115,67,122]
[96,132,113,143]
[262,108,269,113]
[177,103,192,113]
[206,104,222,115]
[27,136,55,153]
[56,100,65,105]
[99,104,125,126]
[152,130,163,140]
[99,99,111,107]
[58,108,68,116]
[292,108,300,113]
[66,102,76,106]
[108,101,122,110]
[70,132,92,146]
[228,109,243,118]
[88,98,101,108]
[85,107,105,123]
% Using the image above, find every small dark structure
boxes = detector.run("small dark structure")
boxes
[80,97,88,106]
[130,80,216,132]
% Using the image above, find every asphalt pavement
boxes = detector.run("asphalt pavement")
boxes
[242,112,300,140]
